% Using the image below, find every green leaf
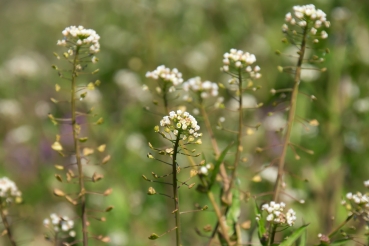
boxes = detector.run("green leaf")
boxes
[226,187,241,239]
[279,224,309,246]
[209,142,233,189]
[253,200,266,245]
[297,226,306,246]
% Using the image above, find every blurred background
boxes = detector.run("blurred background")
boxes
[0,0,368,245]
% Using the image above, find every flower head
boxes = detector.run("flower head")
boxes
[0,177,22,204]
[146,65,183,88]
[159,110,201,142]
[221,49,261,79]
[341,190,369,221]
[183,77,219,99]
[44,213,76,237]
[57,26,100,54]
[259,201,296,226]
[283,4,330,41]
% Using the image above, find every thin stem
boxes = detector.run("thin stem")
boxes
[54,232,58,246]
[328,215,353,238]
[172,135,181,246]
[273,24,308,202]
[71,47,88,246]
[268,224,277,246]
[227,68,244,201]
[200,103,229,189]
[0,201,17,246]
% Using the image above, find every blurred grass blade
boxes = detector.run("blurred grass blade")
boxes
[209,142,233,189]
[253,200,266,245]
[330,238,353,245]
[297,225,306,246]
[279,224,309,246]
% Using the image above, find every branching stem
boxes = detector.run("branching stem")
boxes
[172,135,181,246]
[71,47,88,246]
[273,24,308,202]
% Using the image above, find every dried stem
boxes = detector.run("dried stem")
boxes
[71,47,88,246]
[273,24,308,202]
[0,200,17,246]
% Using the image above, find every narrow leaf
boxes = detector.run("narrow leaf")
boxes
[279,224,309,246]
[209,142,233,188]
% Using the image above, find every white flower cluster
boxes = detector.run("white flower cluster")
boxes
[57,25,100,54]
[283,5,329,41]
[159,110,201,142]
[341,191,369,220]
[43,213,76,237]
[183,77,219,99]
[146,65,184,87]
[222,49,261,79]
[0,177,22,203]
[257,201,296,226]
[199,163,212,176]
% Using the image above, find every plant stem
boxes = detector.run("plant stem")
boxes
[71,47,88,246]
[268,224,277,246]
[0,200,17,246]
[200,104,231,245]
[273,25,308,202]
[226,68,243,202]
[172,134,181,246]
[328,214,353,238]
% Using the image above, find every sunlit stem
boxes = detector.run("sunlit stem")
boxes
[273,24,309,202]
[0,198,17,246]
[268,224,278,246]
[71,46,88,246]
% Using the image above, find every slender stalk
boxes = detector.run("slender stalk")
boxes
[0,199,17,246]
[273,25,308,202]
[172,135,181,246]
[54,232,58,246]
[268,224,277,246]
[71,47,88,246]
[200,103,232,245]
[226,68,244,201]
[328,214,353,238]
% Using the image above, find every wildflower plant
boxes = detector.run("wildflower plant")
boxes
[272,4,330,202]
[50,25,111,246]
[43,213,76,245]
[0,177,22,246]
[144,110,206,245]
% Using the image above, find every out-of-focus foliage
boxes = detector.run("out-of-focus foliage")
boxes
[0,0,368,245]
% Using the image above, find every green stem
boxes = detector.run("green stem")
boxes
[268,224,277,246]
[71,47,88,246]
[273,24,308,202]
[172,134,181,246]
[328,214,353,238]
[0,200,17,246]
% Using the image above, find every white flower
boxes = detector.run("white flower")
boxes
[321,31,328,39]
[364,180,369,188]
[159,111,201,142]
[259,201,296,227]
[44,213,76,237]
[57,26,100,54]
[0,177,22,203]
[182,77,219,99]
[146,65,183,86]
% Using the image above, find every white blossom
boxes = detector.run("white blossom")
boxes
[159,111,201,142]
[44,213,76,237]
[0,177,22,203]
[57,25,100,55]
[146,65,183,86]
[259,201,296,226]
[183,77,219,99]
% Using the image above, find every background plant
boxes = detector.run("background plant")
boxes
[0,0,368,245]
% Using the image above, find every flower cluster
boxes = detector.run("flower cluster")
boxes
[283,4,329,42]
[183,77,219,99]
[0,177,22,203]
[256,201,296,226]
[341,191,369,220]
[57,25,100,54]
[222,49,261,79]
[146,65,184,87]
[43,213,76,237]
[159,110,201,142]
